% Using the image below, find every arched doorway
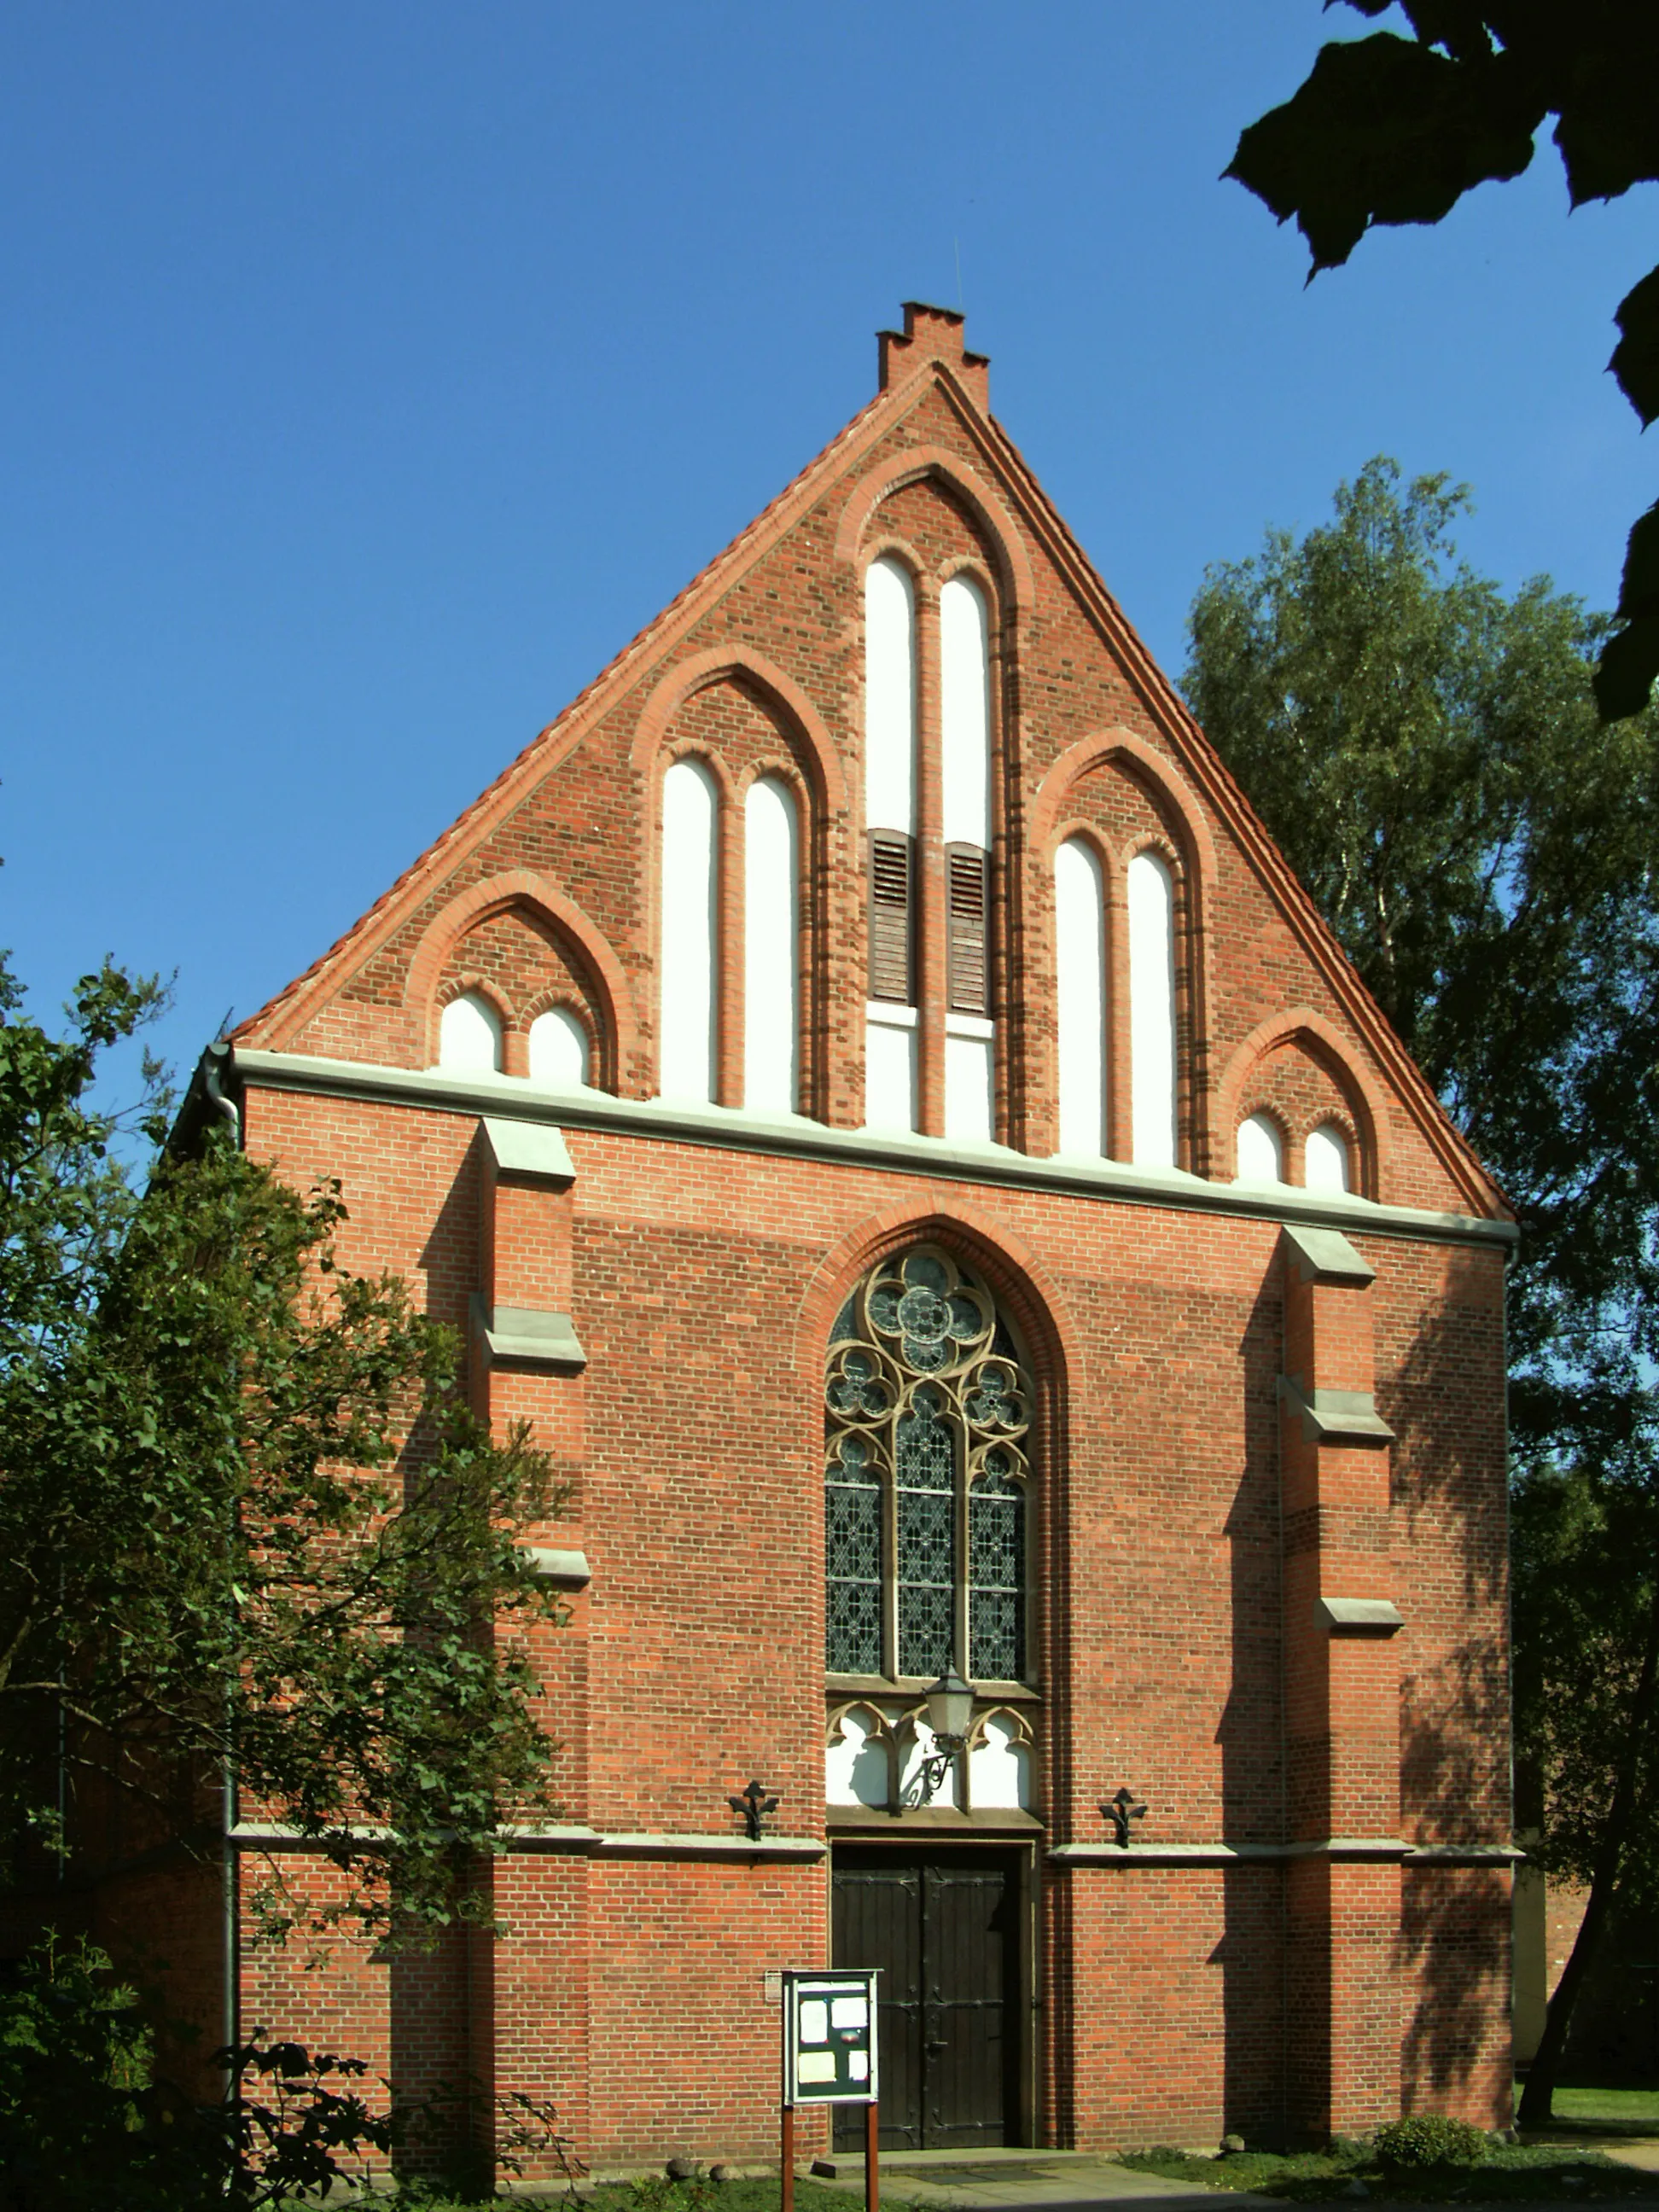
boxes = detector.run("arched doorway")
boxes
[823,1244,1039,2149]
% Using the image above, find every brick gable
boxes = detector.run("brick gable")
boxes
[114,307,1518,2172]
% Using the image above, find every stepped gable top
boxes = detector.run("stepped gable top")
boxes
[230,302,1505,1223]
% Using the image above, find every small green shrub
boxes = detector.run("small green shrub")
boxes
[1372,2114,1492,2170]
[626,2179,716,2212]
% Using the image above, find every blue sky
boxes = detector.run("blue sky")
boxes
[3,3,1654,1095]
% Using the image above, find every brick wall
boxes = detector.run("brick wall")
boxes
[215,1081,1512,2159]
[114,304,1520,2168]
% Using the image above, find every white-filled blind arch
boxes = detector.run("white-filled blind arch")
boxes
[528,1005,591,1091]
[743,773,800,1115]
[1236,1111,1284,1186]
[659,755,719,1103]
[438,989,503,1074]
[940,574,992,852]
[864,556,917,839]
[940,573,995,1143]
[1126,848,1179,1168]
[1054,836,1107,1157]
[864,555,921,1131]
[1306,1121,1352,1194]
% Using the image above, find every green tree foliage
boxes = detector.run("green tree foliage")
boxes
[1226,3,1659,720]
[0,1934,396,2209]
[1185,458,1659,2120]
[0,955,564,1948]
[1511,1461,1659,2122]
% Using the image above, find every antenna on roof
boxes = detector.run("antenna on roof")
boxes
[954,236,964,312]
[213,1006,236,1041]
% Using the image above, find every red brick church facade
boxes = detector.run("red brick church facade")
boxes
[177,306,1514,2167]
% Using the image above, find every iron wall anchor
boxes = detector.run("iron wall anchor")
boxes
[728,1778,780,1840]
[1101,1786,1147,1847]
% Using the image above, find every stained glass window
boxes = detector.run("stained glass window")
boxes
[824,1245,1031,1683]
[969,1447,1026,1679]
[897,1388,955,1676]
[826,1432,884,1674]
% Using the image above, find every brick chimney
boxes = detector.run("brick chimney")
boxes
[878,301,990,410]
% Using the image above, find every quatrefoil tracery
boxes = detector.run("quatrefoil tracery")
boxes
[825,1244,1033,1683]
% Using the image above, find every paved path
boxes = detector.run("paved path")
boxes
[1560,2137,1659,2174]
[806,2143,1659,2212]
[807,2150,1284,2212]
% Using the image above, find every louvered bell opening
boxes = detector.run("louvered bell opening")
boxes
[946,842,990,1015]
[869,830,915,1003]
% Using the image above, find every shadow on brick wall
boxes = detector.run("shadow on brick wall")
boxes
[1390,1253,1512,2121]
[1218,1272,1289,2145]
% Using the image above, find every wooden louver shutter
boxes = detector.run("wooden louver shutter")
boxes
[946,842,991,1015]
[868,830,915,1003]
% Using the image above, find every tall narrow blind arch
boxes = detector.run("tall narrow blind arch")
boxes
[864,556,920,1131]
[940,576,991,852]
[864,556,917,839]
[1126,849,1178,1168]
[743,774,799,1115]
[1055,836,1107,1156]
[940,575,995,1141]
[825,1247,1031,1684]
[659,757,719,1102]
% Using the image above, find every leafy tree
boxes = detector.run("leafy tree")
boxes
[0,1933,395,2209]
[0,953,564,1955]
[1511,1462,1659,2124]
[1185,457,1659,2121]
[1226,3,1659,720]
[0,1932,575,2205]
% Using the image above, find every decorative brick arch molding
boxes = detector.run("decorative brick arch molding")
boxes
[1215,1008,1393,1202]
[403,867,639,1091]
[793,1197,1080,1749]
[1029,725,1220,888]
[1029,727,1220,1170]
[628,645,849,816]
[833,445,1037,632]
[792,1195,1080,1407]
[627,645,852,1114]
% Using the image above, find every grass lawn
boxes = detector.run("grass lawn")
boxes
[404,2177,854,2212]
[1120,2141,1658,2201]
[1545,2088,1659,2137]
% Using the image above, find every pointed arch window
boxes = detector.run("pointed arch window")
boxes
[825,1246,1032,1685]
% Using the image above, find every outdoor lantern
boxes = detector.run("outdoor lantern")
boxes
[924,1667,975,1749]
[914,1667,974,1803]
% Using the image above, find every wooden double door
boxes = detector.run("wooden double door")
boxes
[831,1846,1024,2151]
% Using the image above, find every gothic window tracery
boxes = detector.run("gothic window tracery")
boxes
[824,1245,1031,1685]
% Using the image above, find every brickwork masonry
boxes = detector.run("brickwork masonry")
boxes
[116,305,1517,2173]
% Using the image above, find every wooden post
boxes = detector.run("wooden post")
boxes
[781,2105,795,2212]
[864,2098,879,2212]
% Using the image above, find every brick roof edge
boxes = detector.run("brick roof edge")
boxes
[230,378,894,1049]
[230,344,1507,1224]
